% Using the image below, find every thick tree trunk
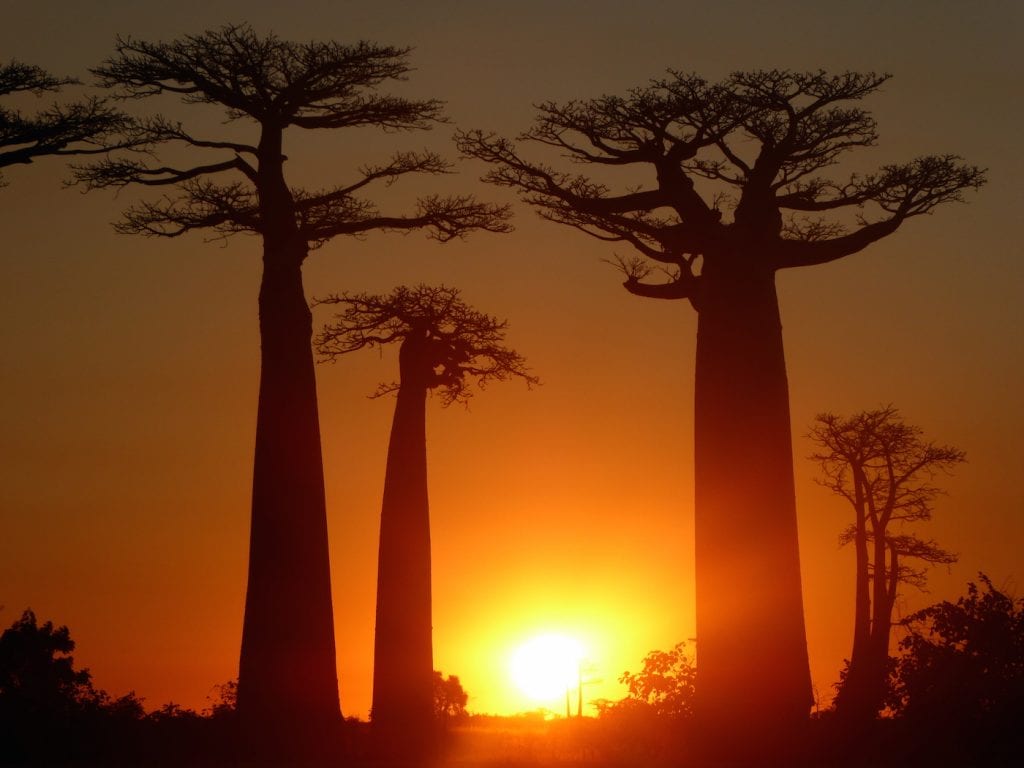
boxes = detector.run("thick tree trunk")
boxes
[371,336,435,758]
[237,249,341,748]
[692,266,812,745]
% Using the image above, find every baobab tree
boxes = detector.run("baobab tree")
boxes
[809,407,962,723]
[457,70,984,739]
[74,25,508,751]
[316,284,536,756]
[0,60,125,184]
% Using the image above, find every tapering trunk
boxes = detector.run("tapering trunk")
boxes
[850,481,872,668]
[371,338,435,758]
[834,497,873,720]
[237,129,340,750]
[861,536,897,715]
[692,266,812,743]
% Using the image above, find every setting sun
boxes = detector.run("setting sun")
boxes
[510,633,586,702]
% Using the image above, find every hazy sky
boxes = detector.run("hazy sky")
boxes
[1,1,1021,718]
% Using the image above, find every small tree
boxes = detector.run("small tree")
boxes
[433,670,468,725]
[0,609,97,715]
[809,406,963,721]
[618,641,696,719]
[316,284,535,757]
[0,60,125,184]
[75,25,508,750]
[458,70,984,736]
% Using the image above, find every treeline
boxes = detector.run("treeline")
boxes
[0,611,239,764]
[0,609,473,764]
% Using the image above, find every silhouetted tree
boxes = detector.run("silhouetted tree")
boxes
[618,641,696,719]
[316,284,535,757]
[74,25,508,752]
[205,678,238,720]
[0,609,97,715]
[0,610,113,761]
[0,60,125,185]
[810,407,962,722]
[458,71,984,739]
[889,575,1024,761]
[433,670,468,724]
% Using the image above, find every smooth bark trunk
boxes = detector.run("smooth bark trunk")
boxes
[371,338,434,757]
[237,127,341,750]
[237,245,340,748]
[692,266,812,744]
[835,498,873,720]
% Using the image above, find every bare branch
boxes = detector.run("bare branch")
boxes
[810,406,963,592]
[1,62,130,183]
[113,179,260,238]
[301,193,511,245]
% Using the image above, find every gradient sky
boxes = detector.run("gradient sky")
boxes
[1,1,1021,718]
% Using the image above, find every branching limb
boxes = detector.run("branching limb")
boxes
[113,179,260,238]
[0,89,130,180]
[301,193,511,244]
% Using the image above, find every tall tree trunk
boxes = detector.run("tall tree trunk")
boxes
[371,336,435,757]
[237,126,340,752]
[692,266,812,744]
[237,248,341,747]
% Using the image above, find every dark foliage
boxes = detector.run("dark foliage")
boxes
[434,670,469,724]
[887,575,1024,761]
[0,612,249,765]
[616,641,696,719]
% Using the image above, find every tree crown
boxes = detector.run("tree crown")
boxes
[809,406,963,586]
[315,284,538,405]
[617,641,696,719]
[457,70,985,303]
[74,24,510,248]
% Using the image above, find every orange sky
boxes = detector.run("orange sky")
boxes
[1,1,1022,719]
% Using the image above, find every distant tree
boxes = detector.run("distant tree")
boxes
[459,71,984,738]
[617,641,696,719]
[0,60,125,185]
[316,284,535,756]
[809,407,963,722]
[433,670,468,724]
[889,575,1024,760]
[74,24,508,752]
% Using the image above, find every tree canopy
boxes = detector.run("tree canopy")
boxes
[810,406,962,592]
[617,641,696,719]
[74,23,510,246]
[891,575,1024,722]
[458,70,985,301]
[316,284,538,404]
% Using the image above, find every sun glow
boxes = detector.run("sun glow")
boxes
[509,633,586,702]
